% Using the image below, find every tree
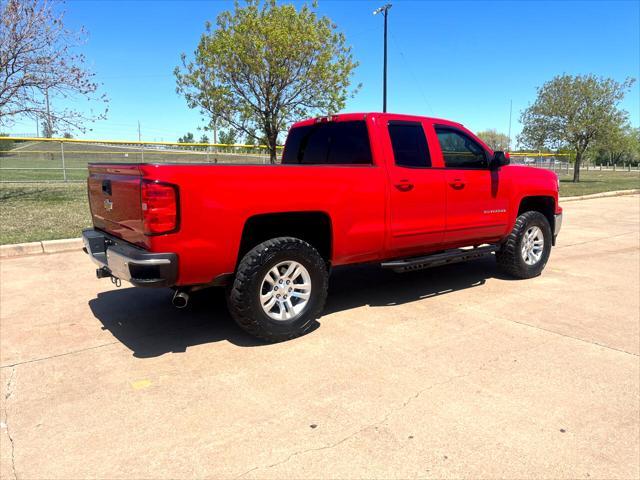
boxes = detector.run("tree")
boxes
[218,129,237,146]
[591,125,640,166]
[41,120,53,138]
[199,134,209,144]
[175,0,359,163]
[178,132,195,143]
[0,0,108,134]
[519,74,634,182]
[477,129,510,151]
[244,128,257,146]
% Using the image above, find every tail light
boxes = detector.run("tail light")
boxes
[141,180,179,235]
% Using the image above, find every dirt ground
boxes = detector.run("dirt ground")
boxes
[1,195,639,479]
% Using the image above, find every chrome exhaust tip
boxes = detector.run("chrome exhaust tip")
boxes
[172,291,189,309]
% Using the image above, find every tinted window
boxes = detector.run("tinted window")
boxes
[388,122,431,168]
[435,127,488,169]
[282,121,372,165]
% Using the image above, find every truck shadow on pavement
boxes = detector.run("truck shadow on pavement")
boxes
[89,257,502,358]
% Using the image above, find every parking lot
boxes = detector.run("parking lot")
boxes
[1,195,638,479]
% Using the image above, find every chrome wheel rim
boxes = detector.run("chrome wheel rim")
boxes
[260,261,312,321]
[521,226,544,265]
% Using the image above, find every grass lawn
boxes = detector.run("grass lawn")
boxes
[0,182,91,245]
[558,170,640,197]
[1,170,638,245]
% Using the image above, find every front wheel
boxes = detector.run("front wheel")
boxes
[496,211,552,279]
[227,237,328,342]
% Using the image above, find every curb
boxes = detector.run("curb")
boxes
[559,189,639,202]
[1,189,638,259]
[1,238,83,258]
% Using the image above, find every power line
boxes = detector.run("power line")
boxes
[389,32,434,115]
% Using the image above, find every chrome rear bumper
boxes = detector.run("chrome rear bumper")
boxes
[82,229,178,287]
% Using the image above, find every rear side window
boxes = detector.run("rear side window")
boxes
[388,121,431,168]
[435,127,488,169]
[282,121,372,165]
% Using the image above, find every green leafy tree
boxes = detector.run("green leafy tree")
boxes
[175,0,359,163]
[178,132,195,143]
[591,125,640,166]
[218,129,237,145]
[199,134,210,143]
[519,74,635,182]
[476,129,510,151]
[244,128,257,146]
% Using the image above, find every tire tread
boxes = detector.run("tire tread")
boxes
[228,237,328,342]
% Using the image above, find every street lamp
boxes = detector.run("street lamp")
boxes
[373,4,392,113]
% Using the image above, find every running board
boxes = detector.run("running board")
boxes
[381,245,499,273]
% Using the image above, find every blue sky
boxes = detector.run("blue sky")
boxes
[7,0,640,144]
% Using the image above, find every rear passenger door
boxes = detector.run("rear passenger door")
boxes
[386,120,446,256]
[434,126,510,245]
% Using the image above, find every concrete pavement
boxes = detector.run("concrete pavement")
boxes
[1,195,639,479]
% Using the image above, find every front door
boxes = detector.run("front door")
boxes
[386,120,446,256]
[434,126,510,245]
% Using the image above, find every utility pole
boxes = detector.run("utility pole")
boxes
[373,4,392,113]
[44,88,52,137]
[138,120,144,162]
[508,99,513,151]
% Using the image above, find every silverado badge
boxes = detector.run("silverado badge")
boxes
[104,199,113,211]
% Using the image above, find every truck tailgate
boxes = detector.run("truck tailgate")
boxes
[88,164,148,247]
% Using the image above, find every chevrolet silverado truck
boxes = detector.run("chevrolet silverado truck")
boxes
[83,113,562,341]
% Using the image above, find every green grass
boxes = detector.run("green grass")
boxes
[0,183,91,244]
[1,170,638,245]
[558,170,640,197]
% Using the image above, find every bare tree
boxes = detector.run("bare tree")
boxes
[0,0,108,135]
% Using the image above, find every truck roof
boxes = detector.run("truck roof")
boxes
[291,112,465,129]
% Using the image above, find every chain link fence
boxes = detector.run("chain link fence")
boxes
[509,152,640,174]
[0,137,280,183]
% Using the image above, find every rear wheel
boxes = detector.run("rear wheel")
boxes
[496,211,552,279]
[227,237,328,342]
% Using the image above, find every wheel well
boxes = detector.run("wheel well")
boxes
[518,196,555,230]
[238,211,332,264]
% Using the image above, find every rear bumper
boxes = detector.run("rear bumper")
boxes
[82,229,177,287]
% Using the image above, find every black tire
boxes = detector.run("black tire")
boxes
[227,237,329,342]
[496,211,552,279]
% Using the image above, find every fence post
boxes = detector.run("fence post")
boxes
[60,141,67,182]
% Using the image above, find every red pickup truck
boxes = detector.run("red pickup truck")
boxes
[83,113,562,341]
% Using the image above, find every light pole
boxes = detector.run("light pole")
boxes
[373,4,392,113]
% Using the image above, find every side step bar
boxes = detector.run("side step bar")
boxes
[381,244,499,273]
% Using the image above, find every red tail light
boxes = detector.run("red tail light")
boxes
[141,180,179,235]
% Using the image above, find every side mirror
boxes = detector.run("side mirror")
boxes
[490,151,510,170]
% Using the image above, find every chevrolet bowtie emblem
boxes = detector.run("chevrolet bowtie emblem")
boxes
[104,199,113,211]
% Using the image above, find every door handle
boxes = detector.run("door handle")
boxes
[449,179,465,190]
[395,180,414,192]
